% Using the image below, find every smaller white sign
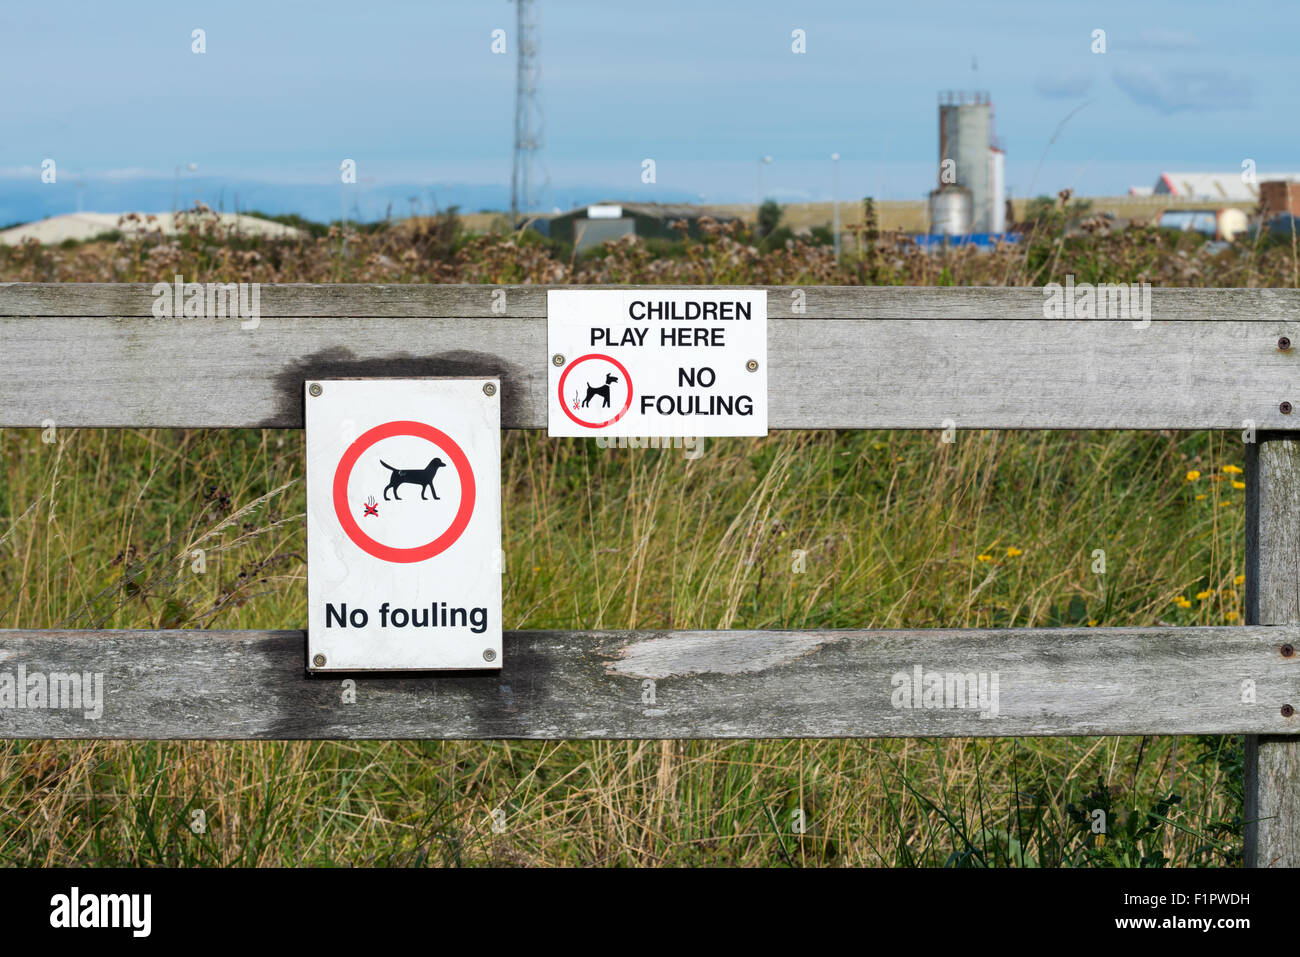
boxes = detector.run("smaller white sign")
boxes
[306,378,502,671]
[547,289,768,437]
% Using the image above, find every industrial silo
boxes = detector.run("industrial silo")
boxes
[928,186,973,235]
[936,92,1004,235]
[989,146,1006,234]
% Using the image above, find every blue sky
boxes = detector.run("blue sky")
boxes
[1,0,1296,221]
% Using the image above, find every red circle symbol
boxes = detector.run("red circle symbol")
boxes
[557,354,634,429]
[332,420,475,564]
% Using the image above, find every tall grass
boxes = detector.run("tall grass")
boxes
[0,426,1247,866]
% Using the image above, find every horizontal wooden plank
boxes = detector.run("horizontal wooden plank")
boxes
[1,314,1298,428]
[0,626,1296,739]
[3,282,1300,320]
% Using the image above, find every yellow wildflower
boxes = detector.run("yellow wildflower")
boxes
[1185,470,1201,481]
[976,554,993,563]
[1223,464,1243,474]
[1196,590,1213,600]
[1234,574,1246,586]
[1006,546,1023,557]
[1231,480,1245,490]
[1174,597,1192,608]
[1195,493,1207,501]
[1226,610,1239,622]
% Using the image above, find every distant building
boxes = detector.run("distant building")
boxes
[930,91,1006,235]
[545,202,740,252]
[0,211,304,246]
[1260,181,1300,220]
[1153,172,1300,202]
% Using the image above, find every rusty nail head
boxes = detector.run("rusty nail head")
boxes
[1283,401,1294,415]
[483,382,497,397]
[309,383,323,397]
[1284,644,1295,658]
[1280,336,1292,351]
[312,654,326,667]
[552,354,565,367]
[1284,704,1295,718]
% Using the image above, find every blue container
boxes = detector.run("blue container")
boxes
[914,232,1020,248]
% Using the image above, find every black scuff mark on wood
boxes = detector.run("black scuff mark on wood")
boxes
[263,346,526,428]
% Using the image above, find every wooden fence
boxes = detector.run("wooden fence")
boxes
[2,282,1299,866]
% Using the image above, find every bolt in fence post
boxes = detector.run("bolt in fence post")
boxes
[1245,432,1300,867]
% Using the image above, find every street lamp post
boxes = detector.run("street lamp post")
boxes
[831,152,841,259]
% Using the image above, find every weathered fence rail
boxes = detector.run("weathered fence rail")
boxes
[0,626,1295,739]
[2,284,1300,430]
[1,282,1298,865]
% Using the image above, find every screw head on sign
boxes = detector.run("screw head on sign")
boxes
[483,382,497,397]
[1283,704,1295,718]
[1280,336,1292,351]
[309,383,323,397]
[1283,401,1294,415]
[552,354,565,367]
[746,359,759,372]
[483,648,497,662]
[312,654,326,667]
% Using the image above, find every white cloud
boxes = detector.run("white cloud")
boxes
[1113,67,1251,114]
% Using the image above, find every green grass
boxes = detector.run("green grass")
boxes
[0,425,1249,866]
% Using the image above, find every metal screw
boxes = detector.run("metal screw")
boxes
[1280,336,1292,351]
[552,354,565,367]
[1283,401,1294,415]
[1283,704,1295,718]
[1282,644,1295,658]
[746,359,759,372]
[483,382,497,397]
[308,383,323,397]
[483,648,497,662]
[312,654,326,667]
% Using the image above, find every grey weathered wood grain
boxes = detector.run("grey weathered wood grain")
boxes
[1245,435,1300,867]
[0,626,1296,739]
[2,314,1298,429]
[3,282,1300,320]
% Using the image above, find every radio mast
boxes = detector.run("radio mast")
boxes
[510,0,546,225]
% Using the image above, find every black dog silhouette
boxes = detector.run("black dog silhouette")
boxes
[380,457,446,500]
[582,373,620,409]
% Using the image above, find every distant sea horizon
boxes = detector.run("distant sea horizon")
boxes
[0,176,710,228]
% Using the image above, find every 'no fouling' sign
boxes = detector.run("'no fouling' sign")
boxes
[547,289,768,437]
[306,378,503,671]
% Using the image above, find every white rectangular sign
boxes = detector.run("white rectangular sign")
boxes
[547,289,768,437]
[306,378,502,671]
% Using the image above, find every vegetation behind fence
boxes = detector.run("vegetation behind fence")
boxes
[0,207,1291,865]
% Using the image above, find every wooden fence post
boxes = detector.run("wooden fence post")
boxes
[1245,433,1300,867]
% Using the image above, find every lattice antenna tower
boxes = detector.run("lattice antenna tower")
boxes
[510,0,547,223]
